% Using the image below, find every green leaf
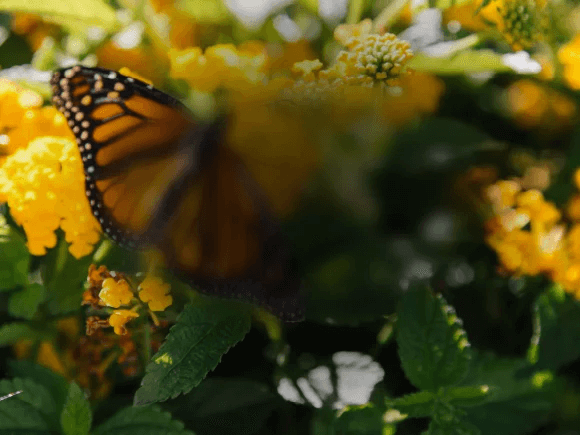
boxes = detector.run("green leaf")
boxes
[387,391,436,417]
[60,382,91,435]
[426,411,481,435]
[0,322,52,346]
[443,385,490,408]
[42,239,93,315]
[8,283,46,319]
[334,404,385,434]
[0,377,58,432]
[0,0,118,31]
[92,405,193,435]
[165,378,278,435]
[396,284,471,391]
[134,300,251,406]
[545,126,580,206]
[0,216,30,290]
[528,285,580,370]
[177,0,230,24]
[7,360,69,411]
[409,50,511,75]
[429,0,477,9]
[460,353,554,435]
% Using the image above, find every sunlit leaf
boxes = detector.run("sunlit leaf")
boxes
[409,50,510,75]
[134,300,251,405]
[397,284,471,391]
[0,0,118,31]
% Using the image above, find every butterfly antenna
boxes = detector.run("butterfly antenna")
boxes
[0,390,22,401]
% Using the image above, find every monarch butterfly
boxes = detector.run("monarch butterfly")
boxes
[50,65,304,321]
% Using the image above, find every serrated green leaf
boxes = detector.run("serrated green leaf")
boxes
[387,391,436,417]
[134,300,251,406]
[60,382,91,435]
[0,216,30,291]
[528,285,580,370]
[443,385,490,408]
[397,284,471,391]
[0,322,52,346]
[460,353,554,435]
[8,283,46,319]
[334,404,385,434]
[7,360,69,411]
[0,0,118,31]
[92,405,193,435]
[0,377,58,432]
[409,50,511,75]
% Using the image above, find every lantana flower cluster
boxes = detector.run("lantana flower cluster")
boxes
[84,264,172,335]
[484,170,580,298]
[0,136,101,257]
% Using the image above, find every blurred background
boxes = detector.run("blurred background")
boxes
[1,0,580,433]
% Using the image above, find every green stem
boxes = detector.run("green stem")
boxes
[374,0,409,32]
[144,319,151,363]
[347,0,367,24]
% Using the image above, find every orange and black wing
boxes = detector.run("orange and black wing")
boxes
[50,66,304,321]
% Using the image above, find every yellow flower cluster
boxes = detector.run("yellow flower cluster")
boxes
[85,265,172,335]
[169,44,268,93]
[334,33,413,82]
[559,35,580,90]
[287,28,413,96]
[0,136,101,257]
[485,172,580,298]
[504,80,576,131]
[495,0,548,51]
[0,80,73,163]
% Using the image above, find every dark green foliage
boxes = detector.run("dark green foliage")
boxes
[134,300,252,405]
[397,284,471,391]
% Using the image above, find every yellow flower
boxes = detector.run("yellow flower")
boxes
[0,136,101,257]
[99,278,134,308]
[492,0,548,51]
[334,19,373,48]
[138,276,172,311]
[36,341,67,376]
[485,180,521,212]
[0,82,72,163]
[168,44,267,93]
[444,0,493,32]
[504,80,576,131]
[109,310,139,335]
[516,189,560,227]
[380,72,445,126]
[568,195,580,221]
[292,59,324,82]
[559,35,580,90]
[11,13,56,51]
[97,41,168,86]
[335,33,413,83]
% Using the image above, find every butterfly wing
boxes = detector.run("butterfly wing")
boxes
[51,66,304,321]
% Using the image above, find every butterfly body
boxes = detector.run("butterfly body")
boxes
[51,65,304,321]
